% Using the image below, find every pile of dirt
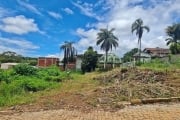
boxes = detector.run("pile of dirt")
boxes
[94,68,167,84]
[91,68,180,108]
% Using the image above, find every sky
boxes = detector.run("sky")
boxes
[0,0,179,58]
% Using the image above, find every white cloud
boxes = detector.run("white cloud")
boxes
[17,0,42,15]
[72,1,103,21]
[74,0,180,57]
[74,28,101,54]
[0,7,13,18]
[48,11,62,19]
[63,8,74,15]
[0,15,41,35]
[0,37,39,55]
[46,53,60,58]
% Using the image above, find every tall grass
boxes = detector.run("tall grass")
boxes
[140,57,180,71]
[0,65,70,107]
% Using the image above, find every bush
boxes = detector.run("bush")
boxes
[37,66,60,78]
[23,79,51,92]
[0,69,14,83]
[13,64,37,76]
[0,70,6,82]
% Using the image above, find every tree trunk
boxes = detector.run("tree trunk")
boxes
[139,39,141,62]
[63,49,67,70]
[104,53,106,69]
[104,51,108,69]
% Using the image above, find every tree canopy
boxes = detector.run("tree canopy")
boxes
[60,41,76,70]
[131,18,150,59]
[122,48,139,62]
[96,28,118,68]
[81,46,98,73]
[0,51,37,65]
[165,23,180,54]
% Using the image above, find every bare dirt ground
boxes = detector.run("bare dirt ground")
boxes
[0,103,180,120]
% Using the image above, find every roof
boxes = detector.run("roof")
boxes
[143,47,170,57]
[143,48,170,54]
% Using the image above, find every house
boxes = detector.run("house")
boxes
[98,53,121,68]
[133,47,170,63]
[133,52,151,62]
[37,57,59,67]
[1,63,19,69]
[143,47,170,58]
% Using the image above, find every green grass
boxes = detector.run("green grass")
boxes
[0,65,71,107]
[140,56,180,71]
[0,64,100,107]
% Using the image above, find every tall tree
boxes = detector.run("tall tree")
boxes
[60,41,76,70]
[131,18,150,61]
[81,46,98,73]
[165,23,180,54]
[96,28,119,69]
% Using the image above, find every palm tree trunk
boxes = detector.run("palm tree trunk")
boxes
[104,51,108,69]
[104,56,106,69]
[63,49,66,70]
[139,39,141,62]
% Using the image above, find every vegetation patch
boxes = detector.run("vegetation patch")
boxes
[0,65,71,107]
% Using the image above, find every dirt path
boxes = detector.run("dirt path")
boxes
[0,103,180,120]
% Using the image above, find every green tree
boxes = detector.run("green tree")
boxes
[122,48,139,62]
[165,23,180,54]
[131,18,150,60]
[60,41,76,70]
[81,46,98,73]
[0,51,22,63]
[96,28,118,69]
[169,43,180,54]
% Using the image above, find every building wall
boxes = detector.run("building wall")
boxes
[75,57,82,70]
[37,57,59,67]
[1,63,18,69]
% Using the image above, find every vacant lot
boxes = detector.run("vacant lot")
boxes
[0,67,179,113]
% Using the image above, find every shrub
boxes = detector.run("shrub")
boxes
[13,64,37,76]
[0,70,6,82]
[0,69,13,83]
[23,79,50,92]
[37,66,60,78]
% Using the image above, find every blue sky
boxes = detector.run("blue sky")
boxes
[0,0,179,58]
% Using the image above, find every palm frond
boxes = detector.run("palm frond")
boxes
[143,26,150,32]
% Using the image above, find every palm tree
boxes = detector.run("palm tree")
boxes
[131,18,150,61]
[60,41,76,70]
[165,23,180,54]
[97,28,119,69]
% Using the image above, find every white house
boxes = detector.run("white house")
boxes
[133,52,151,62]
[98,53,121,68]
[1,63,19,69]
